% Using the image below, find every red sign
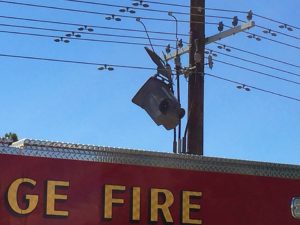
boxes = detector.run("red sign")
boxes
[0,154,300,225]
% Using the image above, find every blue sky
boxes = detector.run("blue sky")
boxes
[0,0,300,164]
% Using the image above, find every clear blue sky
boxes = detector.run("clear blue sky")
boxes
[1,0,300,164]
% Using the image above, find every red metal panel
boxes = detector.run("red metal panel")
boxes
[0,154,299,225]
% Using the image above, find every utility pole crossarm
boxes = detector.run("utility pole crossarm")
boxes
[206,21,255,45]
[164,21,255,61]
[166,45,190,62]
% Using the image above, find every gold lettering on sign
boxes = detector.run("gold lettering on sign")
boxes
[150,188,174,223]
[6,178,203,224]
[131,187,141,221]
[7,178,38,215]
[182,191,202,224]
[104,184,126,219]
[46,180,69,217]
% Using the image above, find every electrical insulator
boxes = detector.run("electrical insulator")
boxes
[132,0,149,8]
[165,44,171,54]
[78,26,94,32]
[54,37,70,43]
[208,55,213,69]
[177,39,183,49]
[247,10,253,21]
[218,21,224,32]
[98,64,114,71]
[232,16,238,27]
[237,84,250,91]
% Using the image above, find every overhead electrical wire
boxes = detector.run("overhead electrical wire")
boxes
[0,0,218,25]
[66,0,233,20]
[139,0,300,34]
[253,13,300,31]
[1,0,299,104]
[9,23,298,83]
[135,0,248,13]
[3,28,298,85]
[214,42,300,69]
[222,18,300,41]
[253,23,300,41]
[133,0,197,9]
[0,29,174,48]
[0,0,296,71]
[2,1,297,46]
[64,0,300,42]
[212,58,300,86]
[0,51,299,103]
[221,24,300,51]
[208,48,300,78]
[136,0,300,38]
[0,23,184,43]
[0,15,189,37]
[0,52,157,70]
[243,30,300,51]
[205,72,300,103]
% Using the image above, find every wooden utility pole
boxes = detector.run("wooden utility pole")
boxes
[187,0,205,155]
[165,1,253,155]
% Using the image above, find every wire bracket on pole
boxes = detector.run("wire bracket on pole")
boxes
[194,39,202,64]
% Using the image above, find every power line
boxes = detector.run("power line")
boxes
[133,0,191,9]
[254,23,300,41]
[223,24,300,51]
[3,51,298,104]
[0,23,183,43]
[243,30,300,51]
[254,13,300,31]
[213,16,300,41]
[205,72,300,103]
[0,15,189,37]
[208,48,300,78]
[0,52,157,71]
[214,42,300,69]
[0,0,218,25]
[212,58,300,86]
[0,52,299,107]
[5,2,297,45]
[0,29,173,48]
[136,0,247,13]
[66,0,233,20]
